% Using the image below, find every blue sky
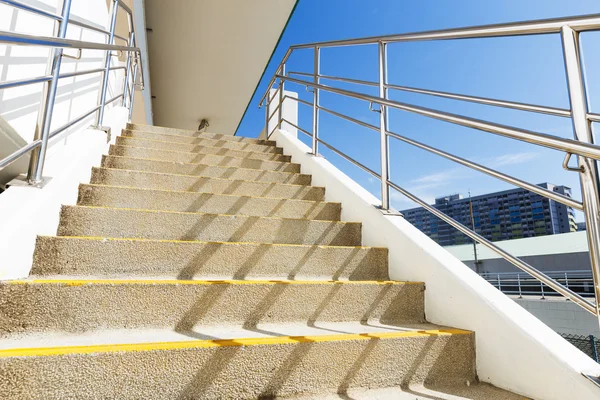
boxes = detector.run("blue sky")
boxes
[237,0,600,221]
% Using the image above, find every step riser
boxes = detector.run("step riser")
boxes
[77,185,340,220]
[102,156,312,185]
[127,123,276,145]
[122,130,283,154]
[32,237,389,281]
[115,137,290,162]
[0,334,474,400]
[57,207,361,245]
[109,145,300,172]
[91,168,324,201]
[0,281,424,334]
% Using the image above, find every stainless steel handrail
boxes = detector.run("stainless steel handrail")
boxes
[0,0,129,42]
[0,66,126,91]
[289,71,572,117]
[261,13,600,323]
[0,0,144,183]
[289,13,600,49]
[279,74,600,161]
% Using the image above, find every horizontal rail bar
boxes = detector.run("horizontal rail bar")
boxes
[0,75,51,90]
[105,93,124,106]
[0,91,123,170]
[289,71,571,117]
[281,117,382,179]
[267,103,281,122]
[317,136,382,180]
[290,71,379,88]
[278,75,600,160]
[117,0,133,16]
[0,0,128,41]
[0,66,127,91]
[385,130,583,210]
[267,123,280,139]
[291,13,600,49]
[281,118,312,138]
[385,83,571,117]
[0,140,40,169]
[589,113,600,123]
[386,179,597,315]
[0,30,140,52]
[49,106,101,139]
[284,95,313,107]
[318,105,379,132]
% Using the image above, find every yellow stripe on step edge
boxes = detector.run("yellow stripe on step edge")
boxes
[5,279,418,286]
[0,329,471,358]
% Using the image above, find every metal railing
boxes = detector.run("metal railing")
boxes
[481,270,596,299]
[0,0,144,184]
[260,14,600,324]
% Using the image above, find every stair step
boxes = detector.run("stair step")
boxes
[91,168,324,200]
[288,383,523,400]
[0,326,474,400]
[32,237,388,280]
[122,129,283,154]
[57,206,361,245]
[0,279,424,334]
[109,145,300,172]
[127,123,276,145]
[77,184,341,220]
[102,155,312,185]
[115,136,290,162]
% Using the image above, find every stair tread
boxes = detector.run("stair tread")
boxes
[115,136,290,161]
[102,155,312,184]
[0,321,461,352]
[61,205,346,222]
[122,130,284,153]
[285,383,524,400]
[32,236,389,280]
[89,170,318,190]
[126,123,276,144]
[110,143,294,164]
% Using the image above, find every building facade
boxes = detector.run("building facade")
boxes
[402,183,577,246]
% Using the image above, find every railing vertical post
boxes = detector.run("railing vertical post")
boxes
[590,335,599,363]
[128,60,139,122]
[541,280,545,299]
[122,31,135,107]
[517,273,522,298]
[277,64,285,130]
[497,274,502,292]
[565,272,569,290]
[95,0,119,128]
[561,25,600,325]
[311,46,320,155]
[27,0,73,184]
[378,41,390,210]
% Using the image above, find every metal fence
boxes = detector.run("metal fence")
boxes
[260,13,600,324]
[561,333,600,363]
[0,0,144,184]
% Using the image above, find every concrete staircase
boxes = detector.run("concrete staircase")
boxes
[0,124,523,399]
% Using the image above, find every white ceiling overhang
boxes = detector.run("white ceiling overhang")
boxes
[144,0,297,134]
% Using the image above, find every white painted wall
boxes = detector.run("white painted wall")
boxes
[0,106,129,280]
[266,89,298,138]
[515,297,600,337]
[272,128,600,400]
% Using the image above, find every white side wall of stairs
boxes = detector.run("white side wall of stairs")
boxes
[272,128,600,400]
[0,107,130,280]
